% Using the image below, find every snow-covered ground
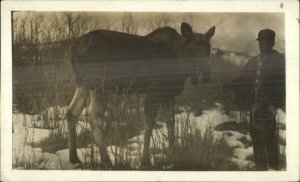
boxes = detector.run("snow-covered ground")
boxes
[12,104,286,170]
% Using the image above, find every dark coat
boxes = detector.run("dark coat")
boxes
[71,27,211,97]
[234,49,285,111]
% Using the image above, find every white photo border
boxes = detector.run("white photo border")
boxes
[1,0,299,181]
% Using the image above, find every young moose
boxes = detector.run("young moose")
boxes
[66,22,215,167]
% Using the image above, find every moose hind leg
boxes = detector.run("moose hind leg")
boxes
[142,95,159,167]
[66,87,88,164]
[88,91,112,167]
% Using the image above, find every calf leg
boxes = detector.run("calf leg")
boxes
[161,97,175,162]
[88,91,112,167]
[66,87,88,164]
[141,95,159,167]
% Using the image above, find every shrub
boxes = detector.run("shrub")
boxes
[32,130,68,153]
[13,113,51,169]
[171,129,234,170]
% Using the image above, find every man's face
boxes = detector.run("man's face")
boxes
[258,40,274,53]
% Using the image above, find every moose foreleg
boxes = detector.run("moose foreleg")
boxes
[142,95,159,167]
[161,97,175,162]
[88,91,112,167]
[66,87,88,164]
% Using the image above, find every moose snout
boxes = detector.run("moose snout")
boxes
[191,61,211,85]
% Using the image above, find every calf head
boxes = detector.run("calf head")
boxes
[181,22,215,85]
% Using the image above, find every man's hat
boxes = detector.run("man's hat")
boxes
[256,29,275,42]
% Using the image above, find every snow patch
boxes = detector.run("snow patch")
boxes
[233,147,253,160]
[276,109,286,126]
[227,139,245,148]
[279,130,286,143]
[223,130,245,141]
[229,158,255,169]
[12,104,286,170]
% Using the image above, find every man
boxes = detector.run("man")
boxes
[235,29,285,170]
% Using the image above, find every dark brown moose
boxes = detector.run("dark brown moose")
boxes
[66,22,215,167]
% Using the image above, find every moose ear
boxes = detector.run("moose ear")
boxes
[205,26,216,40]
[181,22,193,43]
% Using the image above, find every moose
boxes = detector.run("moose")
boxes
[66,22,215,167]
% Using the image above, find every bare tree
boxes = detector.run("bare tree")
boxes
[121,12,138,34]
[51,14,68,41]
[62,12,81,39]
[89,17,112,31]
[143,13,172,32]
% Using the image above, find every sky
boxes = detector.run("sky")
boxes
[13,12,284,56]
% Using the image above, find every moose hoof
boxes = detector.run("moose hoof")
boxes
[69,157,82,165]
[141,158,151,169]
[65,161,82,170]
[102,161,113,169]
